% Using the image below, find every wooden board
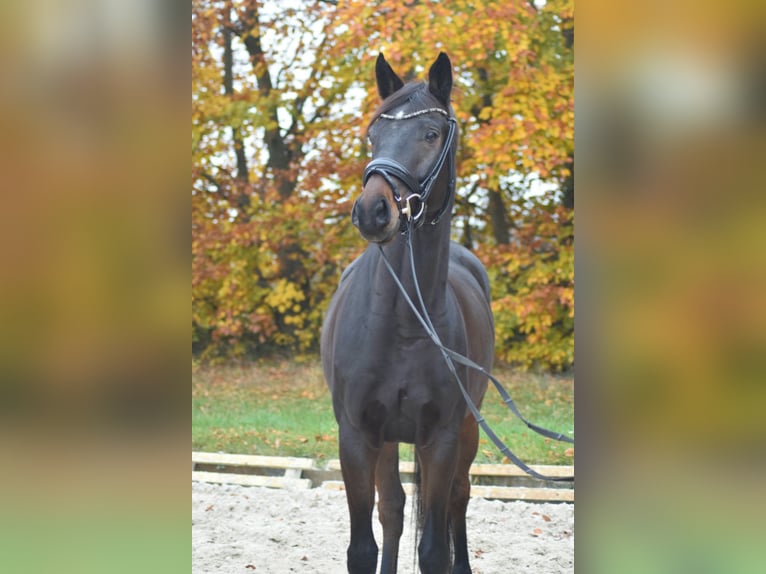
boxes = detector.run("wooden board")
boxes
[191,454,573,501]
[326,459,573,479]
[320,481,573,502]
[192,452,316,471]
[193,470,311,490]
[469,485,574,502]
[469,462,573,478]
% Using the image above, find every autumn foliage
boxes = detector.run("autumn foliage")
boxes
[192,0,574,371]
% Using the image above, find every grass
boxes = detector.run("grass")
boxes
[192,358,574,465]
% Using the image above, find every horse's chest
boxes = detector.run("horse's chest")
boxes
[341,330,438,378]
[338,325,459,408]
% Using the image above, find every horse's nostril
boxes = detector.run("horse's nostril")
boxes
[374,197,389,226]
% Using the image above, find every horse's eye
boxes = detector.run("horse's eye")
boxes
[425,130,439,143]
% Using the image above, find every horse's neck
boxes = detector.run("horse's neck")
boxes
[376,216,452,324]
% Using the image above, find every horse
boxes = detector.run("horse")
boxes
[321,52,494,574]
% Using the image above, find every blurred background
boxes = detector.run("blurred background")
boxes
[577,0,766,572]
[0,0,188,572]
[0,0,764,572]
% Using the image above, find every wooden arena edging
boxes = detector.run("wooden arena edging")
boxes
[192,452,573,503]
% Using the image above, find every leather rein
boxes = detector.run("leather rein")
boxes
[378,227,575,483]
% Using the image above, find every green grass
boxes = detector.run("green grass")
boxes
[192,358,573,465]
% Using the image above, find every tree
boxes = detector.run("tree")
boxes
[193,0,365,357]
[192,0,574,371]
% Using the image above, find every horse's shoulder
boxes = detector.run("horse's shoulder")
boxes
[338,249,373,285]
[339,257,359,285]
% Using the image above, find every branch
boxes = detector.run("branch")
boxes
[200,172,221,191]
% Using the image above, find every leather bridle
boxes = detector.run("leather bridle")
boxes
[362,107,457,232]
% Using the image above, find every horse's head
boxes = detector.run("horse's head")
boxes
[352,52,456,243]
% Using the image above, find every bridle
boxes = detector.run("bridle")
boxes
[363,107,457,231]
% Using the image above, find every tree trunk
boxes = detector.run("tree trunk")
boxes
[222,15,251,215]
[561,18,574,209]
[562,155,574,210]
[487,189,511,245]
[239,6,294,198]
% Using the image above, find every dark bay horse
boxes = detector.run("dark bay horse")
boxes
[321,52,494,574]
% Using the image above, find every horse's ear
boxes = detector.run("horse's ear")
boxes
[428,52,452,107]
[375,53,404,100]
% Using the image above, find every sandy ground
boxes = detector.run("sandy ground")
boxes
[192,481,573,573]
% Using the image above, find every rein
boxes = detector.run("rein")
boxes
[363,108,457,231]
[378,225,575,483]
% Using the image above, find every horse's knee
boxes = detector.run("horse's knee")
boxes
[347,538,378,574]
[378,487,405,534]
[450,475,471,513]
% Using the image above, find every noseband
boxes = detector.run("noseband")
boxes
[362,107,457,231]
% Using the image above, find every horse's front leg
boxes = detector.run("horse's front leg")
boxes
[376,441,405,574]
[416,427,460,574]
[339,414,380,574]
[450,415,480,574]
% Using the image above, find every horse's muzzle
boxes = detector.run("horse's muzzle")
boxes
[352,177,400,243]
